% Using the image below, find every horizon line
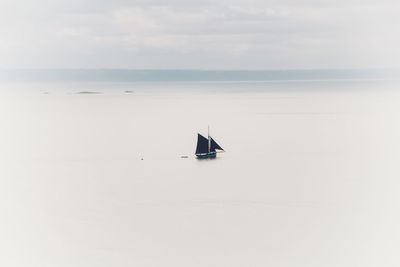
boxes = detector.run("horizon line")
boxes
[0,67,399,71]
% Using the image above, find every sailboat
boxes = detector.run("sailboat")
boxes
[195,127,224,159]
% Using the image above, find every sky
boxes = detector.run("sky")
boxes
[0,0,399,69]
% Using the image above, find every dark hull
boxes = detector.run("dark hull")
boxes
[196,152,217,159]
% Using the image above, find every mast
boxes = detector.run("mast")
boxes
[208,125,211,153]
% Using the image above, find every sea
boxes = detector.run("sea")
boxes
[0,70,400,266]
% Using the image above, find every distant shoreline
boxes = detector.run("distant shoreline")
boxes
[0,69,398,83]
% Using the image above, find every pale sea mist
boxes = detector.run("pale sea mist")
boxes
[1,75,400,266]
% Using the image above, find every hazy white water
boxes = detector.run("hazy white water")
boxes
[1,81,400,266]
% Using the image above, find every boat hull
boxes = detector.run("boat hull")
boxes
[196,152,217,159]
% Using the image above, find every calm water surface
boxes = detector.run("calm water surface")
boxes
[0,80,400,266]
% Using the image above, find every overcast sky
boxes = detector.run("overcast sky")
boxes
[0,0,399,69]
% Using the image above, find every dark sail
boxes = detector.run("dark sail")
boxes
[195,134,209,154]
[210,137,224,152]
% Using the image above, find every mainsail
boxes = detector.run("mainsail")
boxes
[210,137,224,152]
[195,134,209,154]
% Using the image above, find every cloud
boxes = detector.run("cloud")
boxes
[0,0,399,69]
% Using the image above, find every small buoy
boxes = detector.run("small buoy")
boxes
[141,158,144,160]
